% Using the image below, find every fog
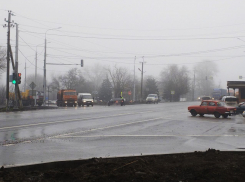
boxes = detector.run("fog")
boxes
[1,0,245,90]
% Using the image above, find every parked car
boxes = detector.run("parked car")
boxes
[235,102,245,114]
[188,100,236,118]
[108,98,125,106]
[146,94,158,104]
[221,96,239,107]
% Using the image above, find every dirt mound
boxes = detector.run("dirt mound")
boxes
[1,149,245,182]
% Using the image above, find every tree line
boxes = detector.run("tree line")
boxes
[0,46,218,104]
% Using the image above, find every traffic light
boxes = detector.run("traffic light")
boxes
[12,73,16,84]
[81,59,83,67]
[17,73,21,84]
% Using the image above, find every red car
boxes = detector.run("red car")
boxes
[188,100,236,118]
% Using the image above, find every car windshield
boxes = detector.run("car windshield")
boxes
[225,98,238,102]
[148,94,156,97]
[82,95,92,99]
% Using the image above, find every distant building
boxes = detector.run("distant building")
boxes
[227,81,245,103]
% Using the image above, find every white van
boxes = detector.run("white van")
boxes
[221,96,238,107]
[77,93,93,107]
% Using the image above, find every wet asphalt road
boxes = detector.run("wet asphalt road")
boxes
[0,102,245,167]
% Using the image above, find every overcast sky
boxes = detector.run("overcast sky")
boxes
[1,0,245,90]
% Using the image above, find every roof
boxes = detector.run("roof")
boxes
[227,81,245,88]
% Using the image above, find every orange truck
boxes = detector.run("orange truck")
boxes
[57,89,77,107]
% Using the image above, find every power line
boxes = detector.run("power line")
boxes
[18,48,43,70]
[14,12,245,31]
[19,30,245,41]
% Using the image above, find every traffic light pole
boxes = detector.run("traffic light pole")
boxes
[14,23,19,109]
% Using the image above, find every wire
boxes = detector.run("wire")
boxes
[14,11,245,31]
[18,35,36,52]
[18,48,43,70]
[19,30,245,41]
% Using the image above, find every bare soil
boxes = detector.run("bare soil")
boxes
[1,149,245,182]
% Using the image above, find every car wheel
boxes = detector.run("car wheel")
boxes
[92,104,93,107]
[214,112,221,118]
[199,114,204,117]
[78,104,81,107]
[190,110,197,116]
[222,114,228,118]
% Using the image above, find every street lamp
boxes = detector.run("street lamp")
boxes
[43,27,61,106]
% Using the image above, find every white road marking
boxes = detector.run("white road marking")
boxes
[0,111,154,130]
[1,116,167,147]
[55,134,245,138]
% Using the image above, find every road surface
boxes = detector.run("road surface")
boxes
[0,102,245,167]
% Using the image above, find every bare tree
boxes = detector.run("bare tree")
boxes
[58,68,84,89]
[106,65,133,98]
[83,64,107,93]
[160,65,190,101]
[0,47,6,78]
[194,61,218,96]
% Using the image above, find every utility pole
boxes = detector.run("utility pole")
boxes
[14,23,19,109]
[139,56,146,102]
[35,49,37,84]
[192,69,195,101]
[3,11,14,110]
[25,61,26,92]
[44,37,46,106]
[44,27,61,106]
[133,56,136,102]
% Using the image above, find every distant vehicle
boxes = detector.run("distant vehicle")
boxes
[46,100,56,105]
[198,96,212,101]
[57,89,77,107]
[108,98,125,106]
[9,90,44,106]
[235,102,245,114]
[77,93,93,107]
[221,96,239,107]
[188,100,236,118]
[212,88,227,100]
[146,94,158,104]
